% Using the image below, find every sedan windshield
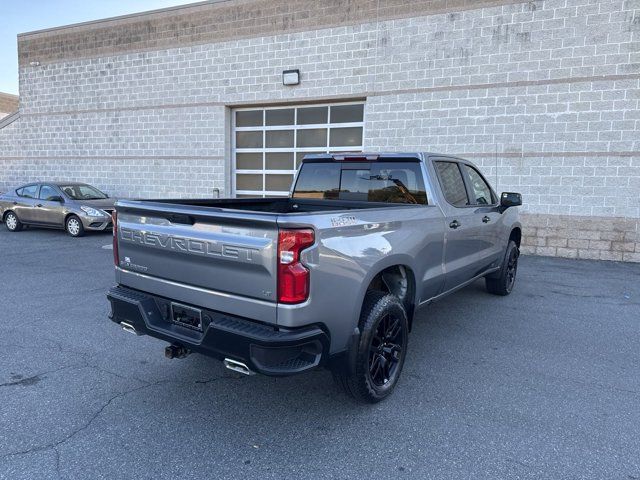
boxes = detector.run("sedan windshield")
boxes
[60,184,107,200]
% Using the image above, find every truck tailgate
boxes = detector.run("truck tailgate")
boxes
[115,201,278,305]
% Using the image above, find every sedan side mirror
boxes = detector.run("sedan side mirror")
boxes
[500,192,522,209]
[49,196,65,203]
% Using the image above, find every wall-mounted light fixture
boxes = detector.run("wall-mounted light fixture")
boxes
[282,69,300,86]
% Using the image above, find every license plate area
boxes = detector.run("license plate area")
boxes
[170,302,202,332]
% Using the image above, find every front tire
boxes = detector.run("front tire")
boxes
[65,215,85,237]
[4,211,23,232]
[486,240,519,296]
[334,291,409,403]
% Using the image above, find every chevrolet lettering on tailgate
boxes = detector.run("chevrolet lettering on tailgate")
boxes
[120,227,261,262]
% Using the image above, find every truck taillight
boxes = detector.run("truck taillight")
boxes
[112,211,119,266]
[277,228,314,304]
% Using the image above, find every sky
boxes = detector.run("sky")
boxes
[0,0,200,94]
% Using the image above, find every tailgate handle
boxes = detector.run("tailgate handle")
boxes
[168,214,195,225]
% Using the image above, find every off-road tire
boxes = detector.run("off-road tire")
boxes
[334,291,409,403]
[485,240,519,296]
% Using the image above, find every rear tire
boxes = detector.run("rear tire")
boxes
[66,215,85,237]
[486,240,519,296]
[333,291,409,403]
[4,211,23,232]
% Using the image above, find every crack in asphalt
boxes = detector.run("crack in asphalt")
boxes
[0,369,241,466]
[0,379,165,463]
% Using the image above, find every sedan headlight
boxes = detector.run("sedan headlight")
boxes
[80,206,106,217]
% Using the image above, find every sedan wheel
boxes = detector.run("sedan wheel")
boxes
[5,212,22,232]
[66,216,85,237]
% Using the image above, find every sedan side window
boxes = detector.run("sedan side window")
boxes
[39,185,59,201]
[462,165,494,205]
[435,162,469,207]
[17,185,38,199]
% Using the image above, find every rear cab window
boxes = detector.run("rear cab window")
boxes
[293,161,428,204]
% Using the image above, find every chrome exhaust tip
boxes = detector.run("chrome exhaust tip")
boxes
[120,322,140,336]
[223,358,255,376]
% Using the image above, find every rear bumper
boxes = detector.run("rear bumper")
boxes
[107,285,329,376]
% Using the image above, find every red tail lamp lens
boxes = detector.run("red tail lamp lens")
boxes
[277,229,314,304]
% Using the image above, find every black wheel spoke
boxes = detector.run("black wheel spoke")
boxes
[370,354,381,377]
[382,357,391,383]
[367,310,405,387]
[386,318,401,341]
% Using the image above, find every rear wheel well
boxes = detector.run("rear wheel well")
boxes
[510,227,522,247]
[3,210,19,223]
[365,265,416,329]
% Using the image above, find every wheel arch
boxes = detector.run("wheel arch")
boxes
[3,209,17,222]
[357,257,418,330]
[64,211,81,226]
[509,226,522,247]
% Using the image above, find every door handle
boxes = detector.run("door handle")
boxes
[449,220,461,229]
[482,216,491,223]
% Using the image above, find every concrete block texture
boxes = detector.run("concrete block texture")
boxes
[521,213,640,263]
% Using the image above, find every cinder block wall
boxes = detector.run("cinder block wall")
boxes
[0,0,638,261]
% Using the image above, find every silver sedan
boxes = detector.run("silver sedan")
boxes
[0,182,116,237]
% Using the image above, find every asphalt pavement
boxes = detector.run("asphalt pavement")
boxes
[0,225,639,480]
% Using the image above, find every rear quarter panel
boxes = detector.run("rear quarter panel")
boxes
[277,205,446,354]
[0,192,17,219]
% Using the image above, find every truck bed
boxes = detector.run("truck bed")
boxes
[139,197,414,214]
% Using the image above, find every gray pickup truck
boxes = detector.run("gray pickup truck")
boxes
[107,152,522,402]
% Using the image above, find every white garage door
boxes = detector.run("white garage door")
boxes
[232,102,365,197]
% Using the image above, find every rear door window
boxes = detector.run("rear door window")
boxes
[17,185,39,199]
[434,162,469,207]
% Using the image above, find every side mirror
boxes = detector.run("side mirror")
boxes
[49,196,64,203]
[500,192,522,209]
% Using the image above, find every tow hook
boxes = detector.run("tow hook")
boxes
[164,344,191,359]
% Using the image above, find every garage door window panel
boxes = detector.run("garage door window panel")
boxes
[266,153,294,170]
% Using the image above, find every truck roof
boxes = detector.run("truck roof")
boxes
[301,152,464,163]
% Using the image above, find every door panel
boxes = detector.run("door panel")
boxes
[13,185,39,223]
[433,161,498,292]
[442,207,489,291]
[34,185,66,226]
[460,164,503,267]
